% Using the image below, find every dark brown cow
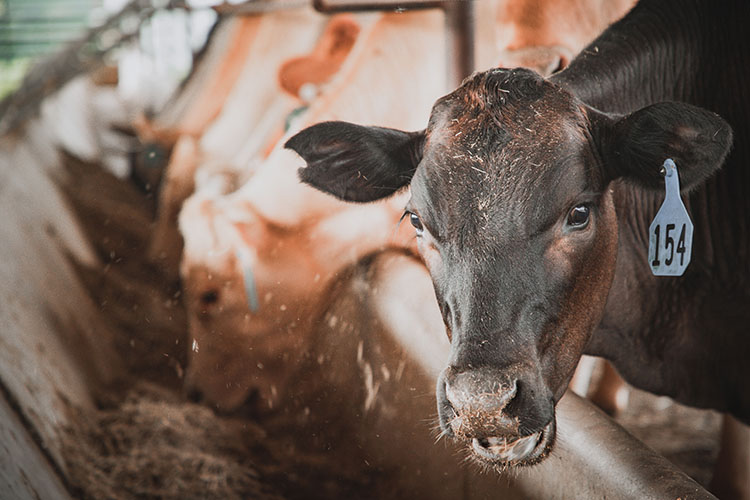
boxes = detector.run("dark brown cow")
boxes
[287,0,748,477]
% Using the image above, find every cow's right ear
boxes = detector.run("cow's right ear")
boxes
[285,121,425,202]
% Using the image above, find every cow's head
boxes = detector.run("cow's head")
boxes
[179,148,415,413]
[179,195,325,413]
[286,68,732,467]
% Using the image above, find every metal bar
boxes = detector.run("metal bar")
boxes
[212,0,312,15]
[442,0,473,88]
[313,0,440,12]
[0,18,90,25]
[0,34,85,43]
[0,0,155,135]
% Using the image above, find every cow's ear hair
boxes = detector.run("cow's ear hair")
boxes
[594,102,733,191]
[285,121,425,202]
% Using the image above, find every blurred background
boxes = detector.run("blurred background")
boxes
[0,1,730,499]
[0,0,217,101]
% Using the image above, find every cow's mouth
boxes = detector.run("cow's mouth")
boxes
[469,419,555,467]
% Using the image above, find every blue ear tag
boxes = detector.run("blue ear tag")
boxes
[236,250,260,312]
[648,159,694,276]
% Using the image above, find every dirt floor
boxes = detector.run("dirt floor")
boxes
[55,153,721,499]
[59,380,384,500]
[59,154,383,500]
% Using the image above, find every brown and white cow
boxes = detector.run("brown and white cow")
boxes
[492,0,634,75]
[287,0,748,487]
[179,9,445,411]
[146,10,330,278]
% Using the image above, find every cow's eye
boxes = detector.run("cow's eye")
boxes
[409,212,424,233]
[567,205,590,229]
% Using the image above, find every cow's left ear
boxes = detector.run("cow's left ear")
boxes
[285,121,425,203]
[593,102,733,191]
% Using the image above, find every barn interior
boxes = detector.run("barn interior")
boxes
[0,1,728,498]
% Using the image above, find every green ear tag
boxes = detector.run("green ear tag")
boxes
[648,159,694,276]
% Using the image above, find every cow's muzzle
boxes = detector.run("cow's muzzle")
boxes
[469,420,555,465]
[437,366,555,467]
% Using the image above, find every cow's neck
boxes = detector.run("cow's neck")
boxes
[555,0,750,415]
[551,0,719,112]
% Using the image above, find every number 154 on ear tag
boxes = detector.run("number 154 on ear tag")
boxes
[648,159,693,276]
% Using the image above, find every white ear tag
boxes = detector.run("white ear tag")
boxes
[648,159,694,276]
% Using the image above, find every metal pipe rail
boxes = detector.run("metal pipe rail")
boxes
[507,391,716,499]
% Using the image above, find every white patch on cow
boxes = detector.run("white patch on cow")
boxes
[191,339,199,353]
[199,10,326,173]
[234,148,342,228]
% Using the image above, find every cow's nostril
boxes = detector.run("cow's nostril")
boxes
[200,289,219,305]
[186,387,204,403]
[441,370,523,439]
[437,373,458,437]
[447,376,518,413]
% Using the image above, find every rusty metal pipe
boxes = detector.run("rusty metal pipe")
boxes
[313,0,440,12]
[443,0,474,88]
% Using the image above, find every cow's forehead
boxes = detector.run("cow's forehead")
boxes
[412,68,593,244]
